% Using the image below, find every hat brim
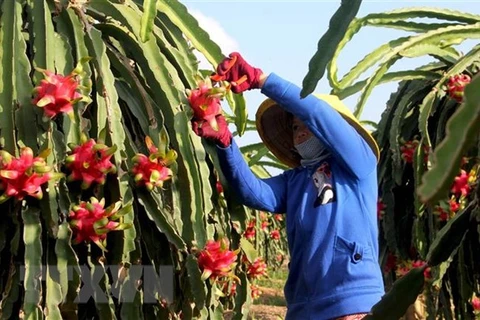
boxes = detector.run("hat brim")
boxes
[255,95,380,168]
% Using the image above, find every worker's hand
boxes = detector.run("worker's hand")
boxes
[191,114,232,148]
[211,52,263,94]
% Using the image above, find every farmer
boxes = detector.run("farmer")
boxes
[191,52,384,320]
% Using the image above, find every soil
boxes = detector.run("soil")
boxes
[248,304,287,320]
[224,286,287,320]
[251,287,287,320]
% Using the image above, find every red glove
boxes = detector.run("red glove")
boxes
[211,52,263,94]
[192,114,232,148]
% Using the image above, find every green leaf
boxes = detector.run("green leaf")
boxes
[155,0,223,67]
[335,70,440,100]
[239,142,268,155]
[0,0,26,154]
[94,217,110,230]
[365,267,425,319]
[375,81,408,152]
[359,120,377,130]
[90,2,209,248]
[174,111,211,248]
[87,249,117,319]
[211,303,224,320]
[111,203,133,220]
[27,0,55,80]
[136,190,187,251]
[363,7,480,24]
[140,0,158,42]
[334,36,410,92]
[10,207,22,256]
[0,222,7,261]
[247,146,270,167]
[59,9,92,80]
[39,124,66,238]
[426,203,475,266]
[389,83,431,185]
[53,29,74,75]
[232,272,251,320]
[418,71,480,203]
[0,262,21,320]
[46,246,63,320]
[154,10,198,86]
[413,139,429,259]
[354,57,398,118]
[328,7,480,91]
[114,79,159,135]
[55,223,79,305]
[153,0,248,135]
[22,207,43,319]
[55,8,93,145]
[399,43,460,60]
[240,238,257,263]
[108,51,160,132]
[14,0,39,153]
[84,22,137,264]
[119,262,144,319]
[301,0,362,97]
[186,254,207,310]
[354,24,480,118]
[253,160,289,172]
[84,27,115,138]
[380,166,397,252]
[366,20,460,33]
[239,143,283,175]
[225,90,248,136]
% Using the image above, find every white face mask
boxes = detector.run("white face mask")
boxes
[294,136,326,160]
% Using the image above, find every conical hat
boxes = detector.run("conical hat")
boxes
[255,94,380,168]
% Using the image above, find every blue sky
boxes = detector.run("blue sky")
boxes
[182,1,480,148]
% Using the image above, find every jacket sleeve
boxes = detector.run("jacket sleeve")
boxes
[261,73,376,179]
[216,139,288,213]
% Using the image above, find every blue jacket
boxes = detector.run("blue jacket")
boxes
[217,73,384,319]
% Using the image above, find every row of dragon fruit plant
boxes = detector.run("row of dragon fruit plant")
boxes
[306,5,480,319]
[0,0,289,319]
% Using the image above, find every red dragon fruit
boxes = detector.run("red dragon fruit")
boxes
[246,257,268,280]
[186,78,226,131]
[131,136,176,191]
[69,197,132,250]
[270,229,281,241]
[32,59,90,119]
[65,135,117,189]
[451,169,470,197]
[0,148,62,203]
[197,238,238,281]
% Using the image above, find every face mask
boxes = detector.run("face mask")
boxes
[294,136,326,160]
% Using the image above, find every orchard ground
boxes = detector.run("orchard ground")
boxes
[225,266,288,320]
[224,264,427,320]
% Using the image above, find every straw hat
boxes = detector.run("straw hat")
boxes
[255,94,380,168]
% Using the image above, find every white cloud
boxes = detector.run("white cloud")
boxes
[189,9,239,69]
